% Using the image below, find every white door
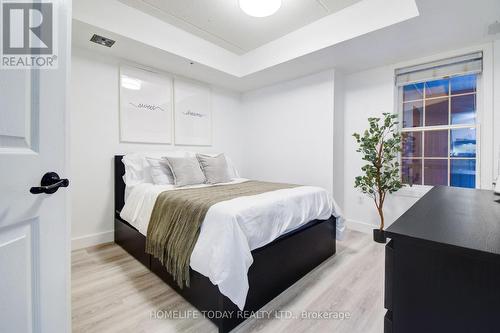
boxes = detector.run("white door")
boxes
[0,1,71,332]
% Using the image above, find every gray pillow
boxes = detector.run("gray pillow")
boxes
[163,156,206,187]
[196,153,232,184]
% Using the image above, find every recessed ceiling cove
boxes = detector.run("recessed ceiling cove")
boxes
[119,0,363,54]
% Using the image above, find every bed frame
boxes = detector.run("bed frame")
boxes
[113,155,336,332]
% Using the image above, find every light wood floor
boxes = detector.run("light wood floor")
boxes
[72,230,385,333]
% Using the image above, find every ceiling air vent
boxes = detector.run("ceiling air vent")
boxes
[90,34,116,48]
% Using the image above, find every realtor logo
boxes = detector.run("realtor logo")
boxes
[1,0,57,68]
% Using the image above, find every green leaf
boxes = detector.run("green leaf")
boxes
[352,113,403,210]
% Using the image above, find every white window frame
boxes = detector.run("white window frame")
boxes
[391,44,496,199]
[397,74,481,191]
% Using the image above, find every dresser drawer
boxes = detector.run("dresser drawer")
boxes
[384,240,394,311]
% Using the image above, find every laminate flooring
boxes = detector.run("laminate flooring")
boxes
[72,229,385,333]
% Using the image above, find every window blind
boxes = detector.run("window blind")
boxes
[395,52,483,86]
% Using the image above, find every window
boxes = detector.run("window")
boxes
[399,74,478,188]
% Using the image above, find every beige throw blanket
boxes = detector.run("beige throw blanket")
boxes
[146,180,298,288]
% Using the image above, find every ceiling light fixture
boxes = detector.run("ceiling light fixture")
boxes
[239,0,281,18]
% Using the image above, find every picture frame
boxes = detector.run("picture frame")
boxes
[174,78,212,146]
[119,65,173,144]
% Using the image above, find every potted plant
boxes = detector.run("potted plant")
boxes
[353,113,402,243]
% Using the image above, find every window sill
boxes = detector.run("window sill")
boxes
[394,185,433,198]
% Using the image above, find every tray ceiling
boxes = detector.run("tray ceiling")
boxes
[120,0,363,54]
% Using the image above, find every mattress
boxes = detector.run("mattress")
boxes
[120,179,345,310]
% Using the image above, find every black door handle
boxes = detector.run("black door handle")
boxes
[30,172,69,194]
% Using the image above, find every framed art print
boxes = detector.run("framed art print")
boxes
[174,78,212,146]
[119,66,173,143]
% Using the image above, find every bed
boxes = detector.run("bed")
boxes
[113,155,340,332]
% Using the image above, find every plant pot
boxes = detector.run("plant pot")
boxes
[373,229,387,243]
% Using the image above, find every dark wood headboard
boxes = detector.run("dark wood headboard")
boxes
[114,155,126,215]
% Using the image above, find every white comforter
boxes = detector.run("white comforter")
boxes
[120,179,345,310]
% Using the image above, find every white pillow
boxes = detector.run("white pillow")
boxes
[225,156,240,178]
[122,151,189,186]
[122,153,150,186]
[146,157,174,185]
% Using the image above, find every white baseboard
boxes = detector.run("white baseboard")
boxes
[71,230,114,250]
[346,219,375,234]
[71,221,376,249]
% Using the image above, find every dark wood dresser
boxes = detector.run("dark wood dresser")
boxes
[384,186,500,333]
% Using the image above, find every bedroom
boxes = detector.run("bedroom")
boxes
[1,0,500,332]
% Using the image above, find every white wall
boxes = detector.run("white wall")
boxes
[241,70,335,194]
[494,39,500,177]
[333,72,345,209]
[342,42,498,232]
[342,65,425,231]
[71,39,500,248]
[70,47,244,249]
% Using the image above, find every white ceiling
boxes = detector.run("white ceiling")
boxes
[73,0,419,77]
[119,0,363,54]
[72,0,500,92]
